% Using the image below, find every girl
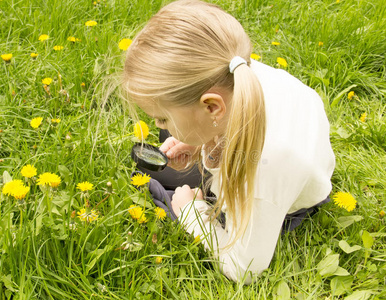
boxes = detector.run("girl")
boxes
[123,0,335,284]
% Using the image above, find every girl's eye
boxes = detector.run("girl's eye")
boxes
[156,118,167,125]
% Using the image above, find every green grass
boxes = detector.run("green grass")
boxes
[0,0,385,299]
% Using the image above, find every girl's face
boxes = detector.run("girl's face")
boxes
[137,101,217,146]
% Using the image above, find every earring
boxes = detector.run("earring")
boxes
[212,117,218,127]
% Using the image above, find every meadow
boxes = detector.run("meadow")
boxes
[0,0,385,299]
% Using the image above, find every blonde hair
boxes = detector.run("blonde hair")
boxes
[123,0,266,247]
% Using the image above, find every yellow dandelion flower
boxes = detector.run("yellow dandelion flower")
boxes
[318,41,324,46]
[81,82,86,87]
[250,53,261,60]
[77,181,94,192]
[130,173,151,186]
[42,78,53,85]
[277,57,288,68]
[2,180,24,196]
[12,185,30,200]
[348,91,355,100]
[77,208,99,222]
[38,34,49,41]
[154,207,166,220]
[138,215,148,224]
[271,41,280,46]
[53,45,64,51]
[1,54,12,62]
[51,118,61,124]
[133,120,149,140]
[155,256,163,264]
[118,38,132,51]
[30,117,43,129]
[21,164,37,178]
[37,172,61,188]
[128,205,144,220]
[193,235,201,243]
[379,210,385,218]
[85,20,97,27]
[360,112,367,123]
[31,53,39,58]
[333,192,357,212]
[67,36,81,42]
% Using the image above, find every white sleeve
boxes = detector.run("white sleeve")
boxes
[178,195,288,285]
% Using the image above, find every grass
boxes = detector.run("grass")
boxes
[0,0,385,299]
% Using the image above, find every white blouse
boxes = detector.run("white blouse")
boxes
[178,60,335,284]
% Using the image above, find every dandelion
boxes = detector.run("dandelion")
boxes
[1,54,12,62]
[81,82,86,88]
[318,41,324,46]
[85,20,97,27]
[348,91,355,100]
[379,210,385,218]
[128,205,144,219]
[128,205,148,223]
[333,192,357,212]
[194,235,201,243]
[21,164,37,178]
[271,41,280,46]
[53,45,64,51]
[154,207,167,220]
[11,185,30,200]
[67,36,81,42]
[77,208,99,222]
[38,34,49,41]
[31,53,39,59]
[77,181,94,192]
[51,118,61,124]
[251,53,261,60]
[2,180,30,200]
[130,173,151,186]
[360,112,367,123]
[133,120,149,140]
[30,117,43,129]
[155,256,163,264]
[42,78,53,85]
[277,57,288,68]
[118,38,132,51]
[37,172,61,188]
[2,180,24,196]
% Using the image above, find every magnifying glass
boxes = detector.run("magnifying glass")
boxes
[131,143,168,172]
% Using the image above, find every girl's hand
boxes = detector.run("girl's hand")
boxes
[159,137,199,171]
[172,185,204,217]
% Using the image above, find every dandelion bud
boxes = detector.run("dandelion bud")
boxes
[155,256,162,264]
[152,233,158,244]
[380,210,385,218]
[71,210,76,218]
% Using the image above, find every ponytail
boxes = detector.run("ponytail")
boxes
[213,61,266,248]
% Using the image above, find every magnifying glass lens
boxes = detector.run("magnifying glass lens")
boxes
[131,143,168,172]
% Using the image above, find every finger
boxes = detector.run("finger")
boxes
[159,137,179,153]
[165,143,195,159]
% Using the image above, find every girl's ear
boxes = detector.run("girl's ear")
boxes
[199,92,227,120]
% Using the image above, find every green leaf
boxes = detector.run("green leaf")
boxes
[273,280,291,300]
[337,216,363,229]
[344,290,372,300]
[317,253,340,277]
[330,84,357,107]
[331,276,353,296]
[339,240,362,254]
[58,165,72,184]
[1,274,17,292]
[361,231,374,249]
[333,267,350,276]
[2,171,12,184]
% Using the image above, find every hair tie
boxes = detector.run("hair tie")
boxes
[229,56,247,74]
